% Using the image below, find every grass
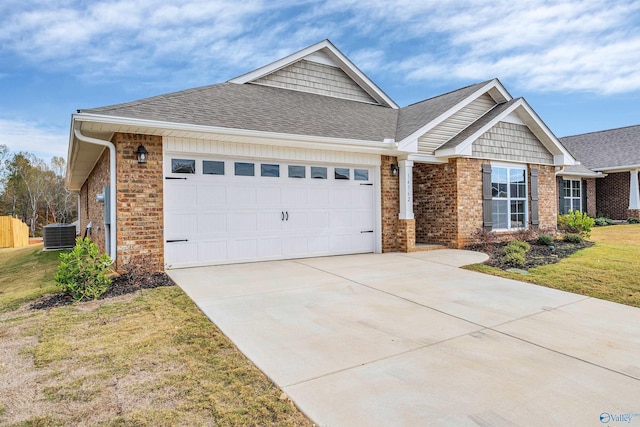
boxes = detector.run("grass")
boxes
[0,244,63,313]
[0,245,312,426]
[464,224,640,308]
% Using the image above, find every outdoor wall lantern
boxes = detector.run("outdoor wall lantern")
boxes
[136,145,148,164]
[390,163,399,176]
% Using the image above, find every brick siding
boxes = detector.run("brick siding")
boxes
[381,155,400,252]
[585,178,597,216]
[414,159,557,248]
[114,133,164,271]
[596,172,630,220]
[79,149,110,252]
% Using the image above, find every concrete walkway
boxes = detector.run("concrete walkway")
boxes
[168,250,640,426]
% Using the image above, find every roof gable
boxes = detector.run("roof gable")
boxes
[396,79,511,150]
[229,40,398,108]
[435,98,576,166]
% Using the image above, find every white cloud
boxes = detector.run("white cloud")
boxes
[1,0,639,94]
[0,118,68,161]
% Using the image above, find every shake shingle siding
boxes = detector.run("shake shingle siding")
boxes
[473,122,554,164]
[252,60,377,104]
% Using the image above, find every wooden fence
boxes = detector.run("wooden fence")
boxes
[0,216,29,248]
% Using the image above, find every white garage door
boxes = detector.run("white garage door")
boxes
[164,155,377,268]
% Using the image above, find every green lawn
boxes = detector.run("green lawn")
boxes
[464,224,640,308]
[0,245,311,426]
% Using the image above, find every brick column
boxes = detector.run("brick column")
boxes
[397,219,415,252]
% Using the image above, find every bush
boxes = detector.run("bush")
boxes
[471,227,496,249]
[503,251,526,267]
[55,238,113,301]
[537,235,554,245]
[628,217,640,224]
[563,233,584,244]
[558,210,594,237]
[507,240,530,252]
[594,217,614,226]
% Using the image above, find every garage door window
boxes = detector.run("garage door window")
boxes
[335,168,350,180]
[235,162,255,176]
[311,166,327,179]
[203,160,224,175]
[172,159,195,174]
[261,164,280,177]
[354,169,369,181]
[288,165,305,178]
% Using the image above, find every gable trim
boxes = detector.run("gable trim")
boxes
[228,40,399,109]
[435,99,576,166]
[397,79,511,151]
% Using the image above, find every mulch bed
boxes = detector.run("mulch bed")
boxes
[30,270,175,310]
[465,239,594,270]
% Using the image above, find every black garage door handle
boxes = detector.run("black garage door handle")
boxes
[166,239,189,243]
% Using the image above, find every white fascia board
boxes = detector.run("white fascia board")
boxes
[397,138,418,153]
[556,169,606,178]
[395,79,511,149]
[405,153,449,164]
[434,100,577,166]
[228,39,399,109]
[74,113,398,155]
[591,164,640,172]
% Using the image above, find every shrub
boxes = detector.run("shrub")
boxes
[558,210,594,237]
[512,227,537,242]
[55,238,113,301]
[594,217,614,226]
[628,217,640,224]
[471,227,496,249]
[503,251,526,267]
[507,240,530,252]
[537,235,554,245]
[563,233,584,244]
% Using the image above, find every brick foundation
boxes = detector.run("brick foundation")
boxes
[627,209,640,219]
[397,219,415,252]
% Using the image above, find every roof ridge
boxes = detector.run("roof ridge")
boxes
[402,79,494,108]
[561,123,640,139]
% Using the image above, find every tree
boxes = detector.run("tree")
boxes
[0,152,77,236]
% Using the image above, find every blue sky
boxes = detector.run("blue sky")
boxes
[1,0,640,162]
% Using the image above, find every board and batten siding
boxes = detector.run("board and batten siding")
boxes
[418,94,496,154]
[251,59,377,104]
[472,122,554,164]
[163,136,381,166]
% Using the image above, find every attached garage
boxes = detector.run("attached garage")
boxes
[163,151,380,268]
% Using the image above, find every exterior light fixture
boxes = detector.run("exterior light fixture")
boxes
[136,145,148,164]
[390,163,399,176]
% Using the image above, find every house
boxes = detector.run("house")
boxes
[65,40,576,271]
[560,125,640,220]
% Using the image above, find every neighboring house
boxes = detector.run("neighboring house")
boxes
[66,40,576,271]
[560,125,640,220]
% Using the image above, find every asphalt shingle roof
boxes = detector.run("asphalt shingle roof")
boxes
[395,80,492,141]
[560,125,640,170]
[82,82,398,142]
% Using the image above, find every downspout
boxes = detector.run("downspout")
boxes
[73,128,117,264]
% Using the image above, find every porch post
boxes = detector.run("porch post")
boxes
[629,170,640,210]
[398,160,414,220]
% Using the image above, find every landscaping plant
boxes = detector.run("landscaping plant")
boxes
[558,210,594,237]
[563,233,584,244]
[594,217,614,226]
[537,235,554,245]
[502,240,529,268]
[628,217,640,224]
[54,238,112,301]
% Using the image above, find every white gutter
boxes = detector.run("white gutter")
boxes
[73,128,117,264]
[74,113,398,153]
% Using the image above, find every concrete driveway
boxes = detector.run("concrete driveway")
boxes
[168,250,640,426]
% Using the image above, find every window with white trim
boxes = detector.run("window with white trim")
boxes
[563,179,582,213]
[491,166,527,230]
